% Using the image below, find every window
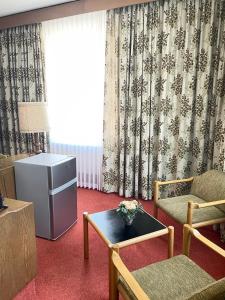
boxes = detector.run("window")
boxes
[42,11,106,189]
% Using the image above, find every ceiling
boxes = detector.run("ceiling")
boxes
[0,0,77,17]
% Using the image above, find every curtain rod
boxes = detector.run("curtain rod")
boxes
[0,0,155,30]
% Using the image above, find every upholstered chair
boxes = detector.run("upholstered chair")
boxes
[153,170,225,228]
[110,224,225,300]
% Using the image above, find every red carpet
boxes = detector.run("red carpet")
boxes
[15,188,225,300]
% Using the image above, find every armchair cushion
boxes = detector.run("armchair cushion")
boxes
[118,255,214,300]
[191,170,225,212]
[188,277,225,300]
[157,195,225,224]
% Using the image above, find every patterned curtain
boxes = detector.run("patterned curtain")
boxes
[0,23,48,155]
[103,0,225,200]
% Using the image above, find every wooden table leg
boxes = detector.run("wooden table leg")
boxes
[109,245,119,300]
[83,212,89,259]
[183,224,191,257]
[168,226,174,258]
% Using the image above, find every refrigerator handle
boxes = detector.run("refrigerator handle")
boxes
[49,177,77,196]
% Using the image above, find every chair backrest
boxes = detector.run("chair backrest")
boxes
[187,277,225,300]
[191,170,225,212]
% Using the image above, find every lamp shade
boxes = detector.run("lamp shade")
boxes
[18,102,49,133]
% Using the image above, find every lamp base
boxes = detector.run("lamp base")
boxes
[34,132,42,154]
[35,149,42,155]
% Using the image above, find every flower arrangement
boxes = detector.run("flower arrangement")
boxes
[117,200,143,225]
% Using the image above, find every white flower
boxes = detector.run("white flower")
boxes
[120,200,138,210]
[117,199,143,220]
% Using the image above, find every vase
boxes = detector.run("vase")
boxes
[122,214,136,226]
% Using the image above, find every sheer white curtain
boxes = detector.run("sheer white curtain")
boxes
[42,11,106,189]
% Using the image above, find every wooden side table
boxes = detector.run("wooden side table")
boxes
[0,154,29,199]
[83,209,174,300]
[0,198,37,300]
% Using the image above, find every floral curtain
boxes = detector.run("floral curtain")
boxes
[0,23,48,155]
[102,0,225,200]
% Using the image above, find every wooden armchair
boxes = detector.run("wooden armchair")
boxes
[153,170,225,228]
[111,224,225,300]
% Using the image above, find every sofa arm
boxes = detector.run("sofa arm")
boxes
[153,177,194,218]
[193,199,225,209]
[154,177,194,203]
[111,250,149,300]
[183,224,225,258]
[155,177,194,187]
[187,199,225,226]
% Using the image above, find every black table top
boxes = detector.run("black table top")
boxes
[89,209,166,244]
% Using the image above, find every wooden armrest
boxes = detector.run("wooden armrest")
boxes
[187,199,225,226]
[183,224,225,258]
[154,178,194,209]
[193,199,225,209]
[155,177,194,186]
[112,250,150,300]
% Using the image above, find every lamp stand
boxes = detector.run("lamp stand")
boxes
[34,132,42,154]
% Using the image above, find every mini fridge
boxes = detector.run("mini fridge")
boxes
[14,153,77,240]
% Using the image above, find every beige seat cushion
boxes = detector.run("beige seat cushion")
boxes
[119,255,215,300]
[188,277,225,300]
[191,170,225,212]
[157,195,225,224]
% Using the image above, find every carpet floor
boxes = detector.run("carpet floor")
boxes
[15,188,225,300]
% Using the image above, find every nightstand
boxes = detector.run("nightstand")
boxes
[0,198,37,300]
[0,154,30,198]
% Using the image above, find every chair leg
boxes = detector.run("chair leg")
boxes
[168,226,174,258]
[83,212,89,259]
[153,204,158,218]
[183,224,192,257]
[109,247,119,300]
[153,181,159,219]
[187,201,194,226]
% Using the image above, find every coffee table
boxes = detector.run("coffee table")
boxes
[83,209,174,300]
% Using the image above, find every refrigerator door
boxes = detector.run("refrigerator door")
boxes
[14,163,51,239]
[49,182,77,240]
[48,157,76,190]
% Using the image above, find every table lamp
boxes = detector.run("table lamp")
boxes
[18,102,49,154]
